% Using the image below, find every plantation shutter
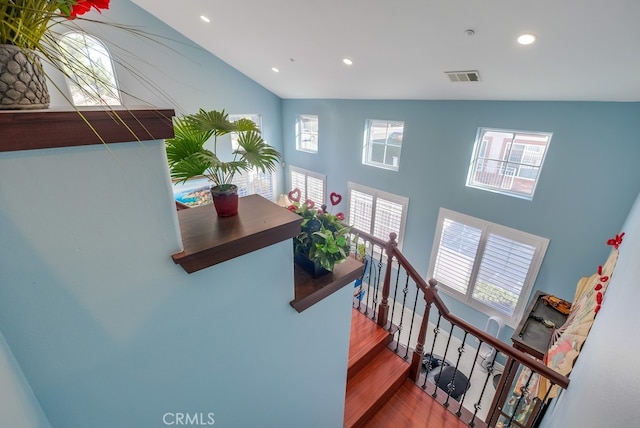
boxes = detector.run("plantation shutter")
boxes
[289,168,324,206]
[232,172,250,197]
[472,234,535,317]
[349,190,374,233]
[232,169,274,201]
[432,219,482,294]
[290,170,307,200]
[307,175,325,206]
[372,198,404,242]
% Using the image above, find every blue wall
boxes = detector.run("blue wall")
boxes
[282,99,640,336]
[0,141,353,428]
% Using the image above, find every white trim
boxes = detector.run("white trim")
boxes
[295,114,319,153]
[428,207,549,327]
[347,181,409,249]
[289,165,326,206]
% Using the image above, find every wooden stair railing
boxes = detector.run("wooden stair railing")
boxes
[349,230,570,428]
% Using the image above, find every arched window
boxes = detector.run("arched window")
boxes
[58,32,121,106]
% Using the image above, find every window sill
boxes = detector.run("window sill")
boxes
[291,257,364,313]
[172,195,303,273]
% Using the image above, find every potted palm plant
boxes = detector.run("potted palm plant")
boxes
[165,109,281,217]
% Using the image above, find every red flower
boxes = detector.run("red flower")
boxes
[606,232,625,249]
[336,212,345,221]
[594,305,601,314]
[596,292,603,304]
[597,265,603,275]
[287,205,297,212]
[600,275,609,282]
[69,0,110,18]
[594,283,603,291]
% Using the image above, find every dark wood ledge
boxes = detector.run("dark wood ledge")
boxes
[0,107,175,152]
[172,195,303,274]
[291,257,364,313]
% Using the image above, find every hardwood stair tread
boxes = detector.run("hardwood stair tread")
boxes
[344,348,409,428]
[348,309,391,378]
[364,379,472,428]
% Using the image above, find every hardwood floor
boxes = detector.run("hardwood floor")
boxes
[365,379,471,428]
[345,308,484,428]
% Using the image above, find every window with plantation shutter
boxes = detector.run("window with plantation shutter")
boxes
[429,208,549,326]
[289,166,326,206]
[232,168,275,201]
[347,182,408,248]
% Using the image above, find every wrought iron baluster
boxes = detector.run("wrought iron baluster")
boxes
[370,252,384,321]
[468,347,498,427]
[432,322,455,399]
[387,264,402,333]
[402,281,420,360]
[362,244,375,317]
[421,314,442,390]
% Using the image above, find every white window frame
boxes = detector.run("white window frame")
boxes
[362,119,404,171]
[289,166,326,207]
[58,32,121,106]
[296,114,319,153]
[428,208,549,327]
[466,128,552,200]
[347,182,409,249]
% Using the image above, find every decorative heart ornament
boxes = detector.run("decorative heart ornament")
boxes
[305,199,315,209]
[330,192,342,206]
[288,188,301,202]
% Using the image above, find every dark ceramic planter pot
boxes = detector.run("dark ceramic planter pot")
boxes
[294,252,331,278]
[210,184,239,217]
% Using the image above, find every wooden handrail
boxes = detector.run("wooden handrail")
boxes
[350,227,388,250]
[385,236,570,389]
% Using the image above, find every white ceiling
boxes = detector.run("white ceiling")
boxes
[131,0,640,101]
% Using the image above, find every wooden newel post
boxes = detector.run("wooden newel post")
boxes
[409,278,438,381]
[377,232,397,328]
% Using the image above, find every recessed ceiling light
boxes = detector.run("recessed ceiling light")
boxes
[517,33,537,45]
[271,67,280,73]
[342,58,353,66]
[200,15,210,23]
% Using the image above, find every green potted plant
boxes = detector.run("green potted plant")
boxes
[0,0,110,109]
[166,109,281,217]
[287,189,351,276]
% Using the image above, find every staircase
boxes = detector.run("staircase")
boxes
[344,309,471,428]
[344,308,408,427]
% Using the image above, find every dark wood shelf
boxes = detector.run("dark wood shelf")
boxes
[291,257,364,313]
[172,195,303,273]
[0,107,175,152]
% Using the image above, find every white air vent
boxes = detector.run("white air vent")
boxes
[445,70,480,82]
